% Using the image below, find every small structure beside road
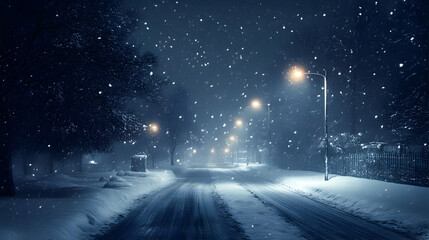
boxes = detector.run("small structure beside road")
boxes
[131,154,148,172]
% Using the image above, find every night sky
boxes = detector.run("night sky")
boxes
[121,0,427,152]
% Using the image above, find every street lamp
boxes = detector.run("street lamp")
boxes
[251,99,262,110]
[148,123,159,169]
[229,135,239,164]
[235,119,243,127]
[289,66,329,181]
[210,148,215,153]
[250,99,271,167]
[224,147,231,164]
[149,123,159,134]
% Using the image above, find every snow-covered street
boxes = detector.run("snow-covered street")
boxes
[96,168,246,240]
[231,169,409,239]
[1,164,428,239]
[93,165,422,240]
[2,0,427,239]
[0,170,175,240]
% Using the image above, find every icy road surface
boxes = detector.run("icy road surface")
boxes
[96,166,410,240]
[96,168,246,240]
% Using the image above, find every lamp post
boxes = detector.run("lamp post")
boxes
[250,99,271,166]
[229,135,238,164]
[224,147,230,163]
[148,123,159,169]
[251,99,262,110]
[267,103,271,168]
[235,119,243,127]
[234,118,246,165]
[290,67,329,181]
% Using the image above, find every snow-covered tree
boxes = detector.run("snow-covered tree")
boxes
[387,79,428,145]
[0,0,166,196]
[165,87,194,165]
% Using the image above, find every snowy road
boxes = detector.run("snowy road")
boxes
[96,166,411,240]
[233,172,410,240]
[96,168,246,240]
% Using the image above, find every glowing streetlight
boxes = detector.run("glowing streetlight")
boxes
[251,99,262,110]
[224,148,230,153]
[229,135,239,164]
[193,149,197,154]
[294,70,303,78]
[289,66,306,82]
[210,148,215,153]
[235,119,243,127]
[148,123,159,169]
[149,123,159,134]
[249,99,271,167]
[288,66,329,181]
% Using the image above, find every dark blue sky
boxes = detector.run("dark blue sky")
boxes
[123,0,428,148]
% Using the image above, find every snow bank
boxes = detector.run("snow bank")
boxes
[0,170,175,240]
[116,171,147,177]
[243,164,429,239]
[103,176,132,188]
[215,181,304,239]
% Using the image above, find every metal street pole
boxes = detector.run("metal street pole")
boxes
[290,68,328,181]
[151,139,155,169]
[235,137,237,164]
[148,123,159,170]
[305,71,328,181]
[267,103,271,168]
[245,123,250,166]
[323,71,328,181]
[231,147,234,164]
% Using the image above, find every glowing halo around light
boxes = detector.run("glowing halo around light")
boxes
[288,66,306,82]
[149,123,159,133]
[250,99,262,110]
[235,119,243,127]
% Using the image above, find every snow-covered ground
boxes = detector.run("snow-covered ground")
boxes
[2,163,427,239]
[215,181,304,239]
[0,170,175,240]
[239,164,429,239]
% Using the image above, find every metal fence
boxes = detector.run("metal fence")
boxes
[277,152,429,187]
[330,152,429,186]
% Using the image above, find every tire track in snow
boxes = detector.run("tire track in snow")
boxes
[214,181,305,239]
[236,174,411,240]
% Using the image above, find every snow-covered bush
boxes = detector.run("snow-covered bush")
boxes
[103,176,132,188]
[116,171,147,178]
[328,133,361,154]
